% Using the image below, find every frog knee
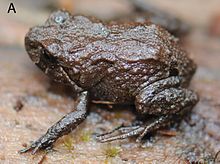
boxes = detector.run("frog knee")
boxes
[135,88,198,115]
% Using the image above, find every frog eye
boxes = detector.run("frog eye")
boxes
[54,15,66,24]
[46,11,70,25]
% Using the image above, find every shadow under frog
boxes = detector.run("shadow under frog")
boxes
[20,10,198,154]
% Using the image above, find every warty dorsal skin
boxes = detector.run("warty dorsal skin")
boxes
[25,11,196,101]
[21,10,199,155]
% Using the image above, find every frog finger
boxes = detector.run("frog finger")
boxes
[19,142,36,153]
[19,146,32,153]
[31,144,41,155]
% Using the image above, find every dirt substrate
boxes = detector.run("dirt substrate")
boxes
[0,0,220,163]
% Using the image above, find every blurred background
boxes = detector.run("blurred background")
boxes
[1,0,220,46]
[0,0,220,163]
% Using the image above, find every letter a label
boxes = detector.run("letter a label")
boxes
[7,3,16,13]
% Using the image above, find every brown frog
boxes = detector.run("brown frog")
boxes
[20,10,198,154]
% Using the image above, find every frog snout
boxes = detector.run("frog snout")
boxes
[25,27,44,63]
[25,36,41,64]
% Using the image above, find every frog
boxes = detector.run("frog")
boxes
[20,10,198,154]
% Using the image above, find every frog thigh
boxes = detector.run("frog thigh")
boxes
[135,77,198,115]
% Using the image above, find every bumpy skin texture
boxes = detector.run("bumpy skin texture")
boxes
[20,10,198,154]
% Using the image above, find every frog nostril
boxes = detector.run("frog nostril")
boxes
[41,49,56,63]
[169,68,179,76]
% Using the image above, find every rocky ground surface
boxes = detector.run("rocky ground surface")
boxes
[0,0,220,163]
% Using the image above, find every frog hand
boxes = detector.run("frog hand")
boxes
[19,91,89,155]
[19,133,55,154]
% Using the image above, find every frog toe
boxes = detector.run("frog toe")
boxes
[19,135,54,154]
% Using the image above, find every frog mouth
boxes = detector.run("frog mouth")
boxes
[59,66,80,86]
[25,27,82,88]
[25,38,76,86]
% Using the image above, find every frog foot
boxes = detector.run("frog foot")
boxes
[96,115,170,143]
[19,134,55,154]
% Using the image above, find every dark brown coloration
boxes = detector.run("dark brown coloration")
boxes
[20,10,198,154]
[214,150,220,163]
[13,99,24,112]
